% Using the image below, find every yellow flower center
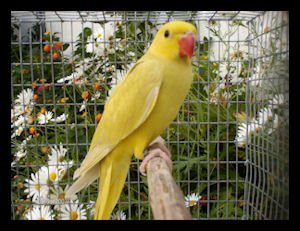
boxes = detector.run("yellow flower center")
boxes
[267,115,273,121]
[58,156,64,163]
[38,217,45,220]
[59,97,69,103]
[201,55,208,60]
[40,107,46,114]
[189,200,197,207]
[41,146,49,155]
[255,127,262,133]
[70,211,78,220]
[81,91,90,100]
[25,106,33,114]
[60,169,65,176]
[29,127,36,135]
[49,172,57,182]
[35,184,40,191]
[58,192,65,200]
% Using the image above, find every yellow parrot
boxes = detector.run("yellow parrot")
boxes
[66,21,197,220]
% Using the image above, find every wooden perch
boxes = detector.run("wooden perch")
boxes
[145,137,193,220]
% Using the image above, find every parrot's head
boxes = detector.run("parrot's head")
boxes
[148,21,197,61]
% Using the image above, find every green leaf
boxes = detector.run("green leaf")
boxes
[63,43,70,51]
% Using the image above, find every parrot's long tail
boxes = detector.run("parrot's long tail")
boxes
[94,146,132,220]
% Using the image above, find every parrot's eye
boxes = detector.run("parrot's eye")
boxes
[164,30,170,38]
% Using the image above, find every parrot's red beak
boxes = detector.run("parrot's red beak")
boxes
[179,32,195,59]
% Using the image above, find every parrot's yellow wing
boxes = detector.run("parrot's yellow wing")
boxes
[68,57,163,190]
[95,58,163,145]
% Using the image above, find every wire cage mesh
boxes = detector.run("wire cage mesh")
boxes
[11,11,289,220]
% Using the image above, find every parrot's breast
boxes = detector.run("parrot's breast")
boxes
[128,58,193,159]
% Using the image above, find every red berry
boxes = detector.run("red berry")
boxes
[52,52,60,60]
[43,44,51,53]
[93,82,102,91]
[54,42,62,50]
[37,84,49,92]
[96,113,102,123]
[33,94,39,102]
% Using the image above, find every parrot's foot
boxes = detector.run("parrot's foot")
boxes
[139,137,172,176]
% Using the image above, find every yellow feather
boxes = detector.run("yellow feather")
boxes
[66,21,197,220]
[94,142,132,219]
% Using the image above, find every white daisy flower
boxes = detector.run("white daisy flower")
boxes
[111,210,126,220]
[57,58,94,85]
[22,134,32,144]
[48,143,74,174]
[11,126,24,138]
[184,193,201,207]
[25,205,54,220]
[15,148,27,161]
[48,143,68,164]
[235,119,263,147]
[107,47,115,54]
[70,123,76,129]
[222,91,232,100]
[233,87,245,96]
[11,114,34,128]
[86,30,104,56]
[38,111,53,124]
[86,27,105,55]
[217,62,242,83]
[50,185,78,209]
[230,48,246,60]
[248,72,261,87]
[249,120,263,135]
[11,105,24,120]
[57,161,73,179]
[235,122,248,147]
[91,91,101,101]
[59,200,87,220]
[269,94,285,109]
[74,78,88,86]
[257,107,273,125]
[57,72,82,84]
[86,42,96,54]
[25,114,34,124]
[41,165,63,184]
[248,63,269,88]
[11,115,25,128]
[267,113,279,135]
[86,22,115,56]
[79,101,87,112]
[86,201,96,218]
[50,113,68,123]
[230,74,244,85]
[12,135,32,162]
[24,170,49,203]
[127,51,135,57]
[15,88,34,106]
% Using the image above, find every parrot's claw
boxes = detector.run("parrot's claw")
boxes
[139,147,173,176]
